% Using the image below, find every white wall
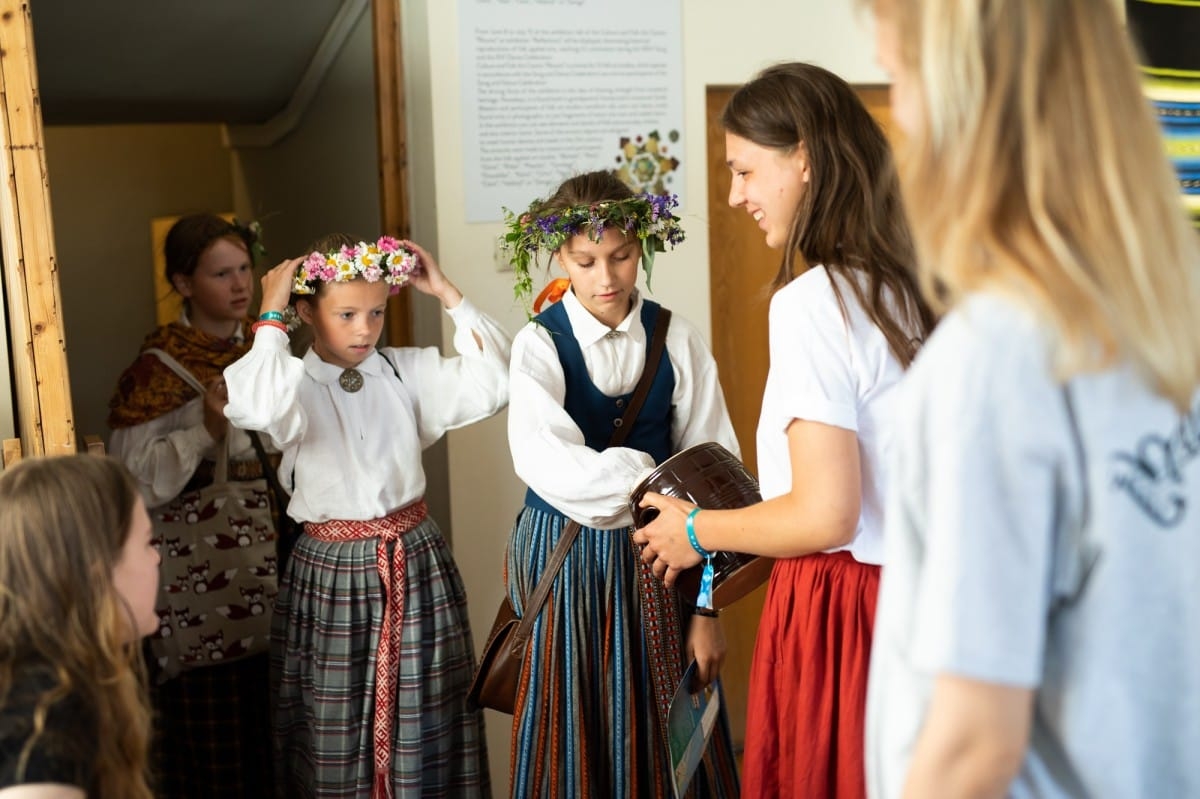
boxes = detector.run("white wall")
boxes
[412,0,884,787]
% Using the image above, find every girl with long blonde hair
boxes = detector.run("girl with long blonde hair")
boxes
[0,455,159,799]
[866,0,1200,796]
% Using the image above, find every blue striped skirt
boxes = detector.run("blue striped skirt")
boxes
[271,516,491,798]
[506,504,739,799]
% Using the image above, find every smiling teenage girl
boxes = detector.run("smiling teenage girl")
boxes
[503,170,740,798]
[222,234,509,799]
[633,63,934,799]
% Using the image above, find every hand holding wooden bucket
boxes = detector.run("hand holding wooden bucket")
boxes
[630,442,774,609]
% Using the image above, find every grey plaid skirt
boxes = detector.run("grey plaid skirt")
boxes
[270,516,490,798]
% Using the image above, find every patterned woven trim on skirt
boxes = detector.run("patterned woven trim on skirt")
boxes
[505,504,740,799]
[273,504,490,799]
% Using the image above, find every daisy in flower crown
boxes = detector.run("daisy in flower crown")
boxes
[501,173,685,319]
[292,235,420,296]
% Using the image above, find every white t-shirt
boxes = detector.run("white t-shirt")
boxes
[867,291,1200,798]
[508,289,740,529]
[222,298,511,523]
[756,265,909,565]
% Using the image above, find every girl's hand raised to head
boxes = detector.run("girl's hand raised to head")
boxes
[404,240,464,309]
[260,256,306,315]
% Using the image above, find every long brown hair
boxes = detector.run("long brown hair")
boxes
[722,61,934,367]
[881,0,1200,409]
[0,455,153,799]
[535,170,635,213]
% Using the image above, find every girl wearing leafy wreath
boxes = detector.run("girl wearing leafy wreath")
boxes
[503,170,741,798]
[223,234,509,799]
[106,212,275,799]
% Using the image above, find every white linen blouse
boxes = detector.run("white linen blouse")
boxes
[508,289,740,529]
[222,298,511,523]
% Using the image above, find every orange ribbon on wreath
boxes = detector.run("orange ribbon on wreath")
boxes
[533,278,571,312]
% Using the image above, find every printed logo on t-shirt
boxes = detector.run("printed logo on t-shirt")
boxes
[1111,399,1200,527]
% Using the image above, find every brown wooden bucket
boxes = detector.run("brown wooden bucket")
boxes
[630,442,774,609]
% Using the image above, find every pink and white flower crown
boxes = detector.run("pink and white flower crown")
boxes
[293,236,420,295]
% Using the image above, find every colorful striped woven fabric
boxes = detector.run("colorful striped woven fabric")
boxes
[1128,0,1200,226]
[505,505,740,799]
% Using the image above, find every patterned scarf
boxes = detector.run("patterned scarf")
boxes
[107,320,254,429]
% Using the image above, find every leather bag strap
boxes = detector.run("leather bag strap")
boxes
[512,308,672,643]
[144,348,232,484]
[246,429,289,506]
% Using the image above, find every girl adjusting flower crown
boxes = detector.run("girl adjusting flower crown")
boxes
[222,233,511,799]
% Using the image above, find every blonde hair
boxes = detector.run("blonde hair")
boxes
[885,0,1200,409]
[0,455,153,799]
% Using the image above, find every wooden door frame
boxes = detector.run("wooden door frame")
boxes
[0,0,413,464]
[0,0,74,460]
[372,0,414,347]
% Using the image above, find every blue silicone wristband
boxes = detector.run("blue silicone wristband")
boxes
[685,507,712,558]
[258,310,285,322]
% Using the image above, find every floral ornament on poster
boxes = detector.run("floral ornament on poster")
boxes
[293,236,420,296]
[500,192,685,317]
[615,129,681,195]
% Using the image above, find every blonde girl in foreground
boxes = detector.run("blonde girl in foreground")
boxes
[865,0,1200,796]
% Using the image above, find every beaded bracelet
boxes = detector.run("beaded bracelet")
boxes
[686,507,716,610]
[251,319,287,334]
[258,310,285,322]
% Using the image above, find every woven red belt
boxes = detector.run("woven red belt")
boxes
[305,499,428,799]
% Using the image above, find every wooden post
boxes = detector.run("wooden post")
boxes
[2,437,20,468]
[0,1,74,456]
[372,0,414,347]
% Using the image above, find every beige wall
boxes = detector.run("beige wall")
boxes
[43,123,234,446]
[230,11,380,258]
[412,0,884,785]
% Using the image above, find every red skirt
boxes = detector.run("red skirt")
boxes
[741,550,880,799]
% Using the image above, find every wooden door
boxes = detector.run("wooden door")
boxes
[705,84,894,754]
[0,1,74,459]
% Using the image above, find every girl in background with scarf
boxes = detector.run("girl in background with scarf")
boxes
[107,212,273,799]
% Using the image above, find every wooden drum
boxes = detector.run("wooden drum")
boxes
[629,442,774,609]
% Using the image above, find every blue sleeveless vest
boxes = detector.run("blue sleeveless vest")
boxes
[524,298,675,516]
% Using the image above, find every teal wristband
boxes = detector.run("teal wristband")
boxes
[685,507,711,558]
[258,310,285,322]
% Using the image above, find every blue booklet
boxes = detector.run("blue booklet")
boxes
[667,660,722,798]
